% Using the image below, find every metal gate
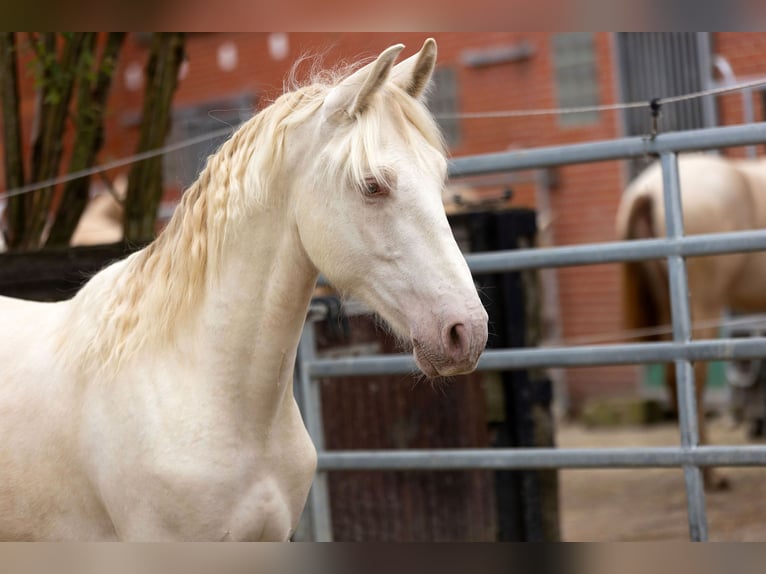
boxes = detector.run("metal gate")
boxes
[294,121,766,542]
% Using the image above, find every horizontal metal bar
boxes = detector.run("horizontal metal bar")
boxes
[306,337,766,378]
[449,122,766,177]
[318,445,766,471]
[464,229,766,273]
[315,230,766,286]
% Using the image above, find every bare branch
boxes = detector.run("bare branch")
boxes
[46,33,126,247]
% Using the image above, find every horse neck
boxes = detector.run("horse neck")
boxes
[194,201,319,416]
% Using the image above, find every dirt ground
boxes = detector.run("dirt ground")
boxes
[557,419,766,541]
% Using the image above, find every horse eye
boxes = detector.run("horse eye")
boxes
[363,179,385,197]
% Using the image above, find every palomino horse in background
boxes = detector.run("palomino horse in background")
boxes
[69,192,123,245]
[0,39,488,541]
[617,153,766,490]
[69,176,126,246]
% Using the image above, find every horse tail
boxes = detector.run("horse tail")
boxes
[616,188,669,342]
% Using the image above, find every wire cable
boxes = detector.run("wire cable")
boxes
[434,78,766,120]
[2,78,765,202]
[0,126,235,201]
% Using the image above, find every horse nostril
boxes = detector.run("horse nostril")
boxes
[446,323,469,357]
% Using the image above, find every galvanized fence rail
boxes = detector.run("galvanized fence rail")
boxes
[294,121,766,542]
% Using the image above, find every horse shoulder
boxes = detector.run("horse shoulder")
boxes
[78,358,316,541]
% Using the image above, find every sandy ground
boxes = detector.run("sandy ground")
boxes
[557,419,766,541]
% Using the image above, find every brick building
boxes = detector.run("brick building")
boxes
[6,32,766,409]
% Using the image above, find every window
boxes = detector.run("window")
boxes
[163,94,256,190]
[553,33,600,127]
[427,67,461,147]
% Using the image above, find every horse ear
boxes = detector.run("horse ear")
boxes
[324,43,404,119]
[390,38,437,100]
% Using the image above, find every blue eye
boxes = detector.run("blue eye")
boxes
[365,181,381,195]
[363,179,388,197]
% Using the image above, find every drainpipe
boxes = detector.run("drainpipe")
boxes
[714,54,757,158]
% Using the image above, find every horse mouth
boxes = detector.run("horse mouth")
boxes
[412,338,476,378]
[412,341,440,378]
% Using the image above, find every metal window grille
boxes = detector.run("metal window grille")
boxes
[293,121,766,543]
[616,33,715,178]
[617,32,712,136]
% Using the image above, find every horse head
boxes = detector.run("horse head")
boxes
[291,39,488,377]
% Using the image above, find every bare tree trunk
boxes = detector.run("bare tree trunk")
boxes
[0,33,26,249]
[46,33,125,247]
[124,32,186,243]
[21,33,89,249]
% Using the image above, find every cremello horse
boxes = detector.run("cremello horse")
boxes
[0,39,488,541]
[617,153,766,490]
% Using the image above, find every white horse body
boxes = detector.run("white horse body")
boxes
[0,40,488,540]
[1,249,316,540]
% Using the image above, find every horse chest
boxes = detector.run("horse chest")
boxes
[206,425,318,541]
[87,391,317,541]
[220,474,305,541]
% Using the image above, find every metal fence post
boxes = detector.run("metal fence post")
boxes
[660,151,709,541]
[296,319,334,541]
